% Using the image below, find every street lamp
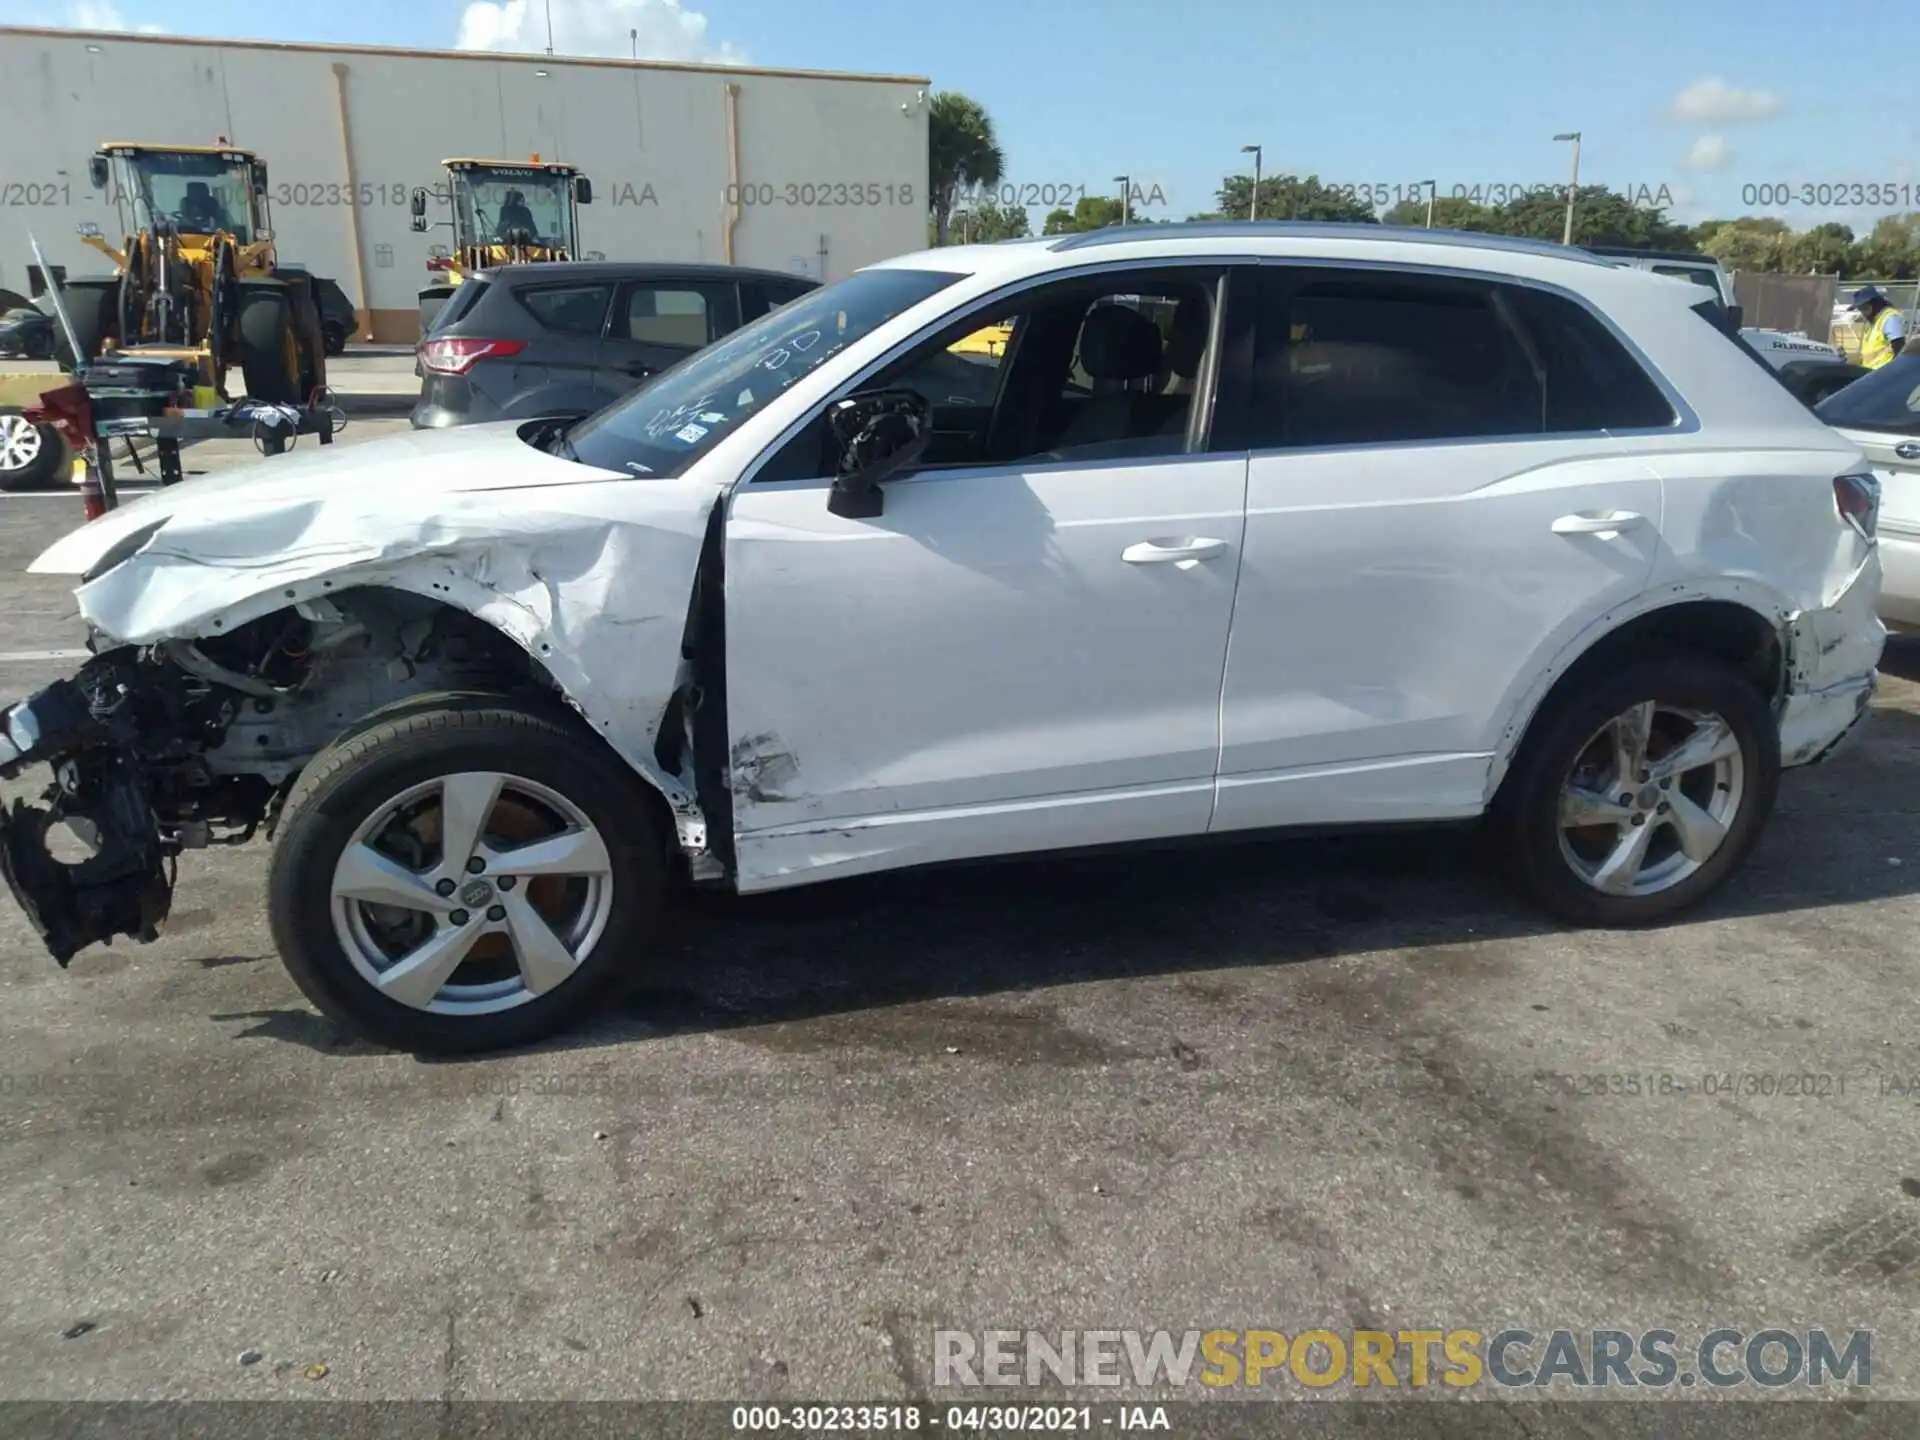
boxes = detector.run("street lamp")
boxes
[1113,174,1131,225]
[1419,178,1437,228]
[1553,131,1582,244]
[1241,144,1262,220]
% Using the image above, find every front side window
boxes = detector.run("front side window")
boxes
[564,266,962,477]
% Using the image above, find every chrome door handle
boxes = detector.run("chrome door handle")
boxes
[1552,510,1648,539]
[1895,442,1920,460]
[1122,538,1228,570]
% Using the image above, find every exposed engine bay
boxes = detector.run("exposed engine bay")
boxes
[0,589,560,963]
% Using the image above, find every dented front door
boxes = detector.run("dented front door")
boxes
[722,456,1248,890]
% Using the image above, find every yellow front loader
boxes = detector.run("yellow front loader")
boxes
[61,142,325,403]
[411,156,593,336]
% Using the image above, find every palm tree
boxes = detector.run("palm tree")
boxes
[929,92,1005,246]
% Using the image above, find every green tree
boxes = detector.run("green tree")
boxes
[1492,186,1692,248]
[928,92,1005,246]
[1782,222,1855,275]
[1042,195,1128,233]
[1194,173,1376,223]
[945,194,1030,243]
[1380,195,1497,231]
[1854,214,1920,279]
[1697,217,1793,273]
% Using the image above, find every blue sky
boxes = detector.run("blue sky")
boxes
[6,0,1918,232]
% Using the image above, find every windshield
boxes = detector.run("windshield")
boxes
[1816,350,1920,434]
[455,168,575,249]
[565,266,963,478]
[124,153,255,242]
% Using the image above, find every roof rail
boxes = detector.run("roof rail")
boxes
[1047,220,1614,265]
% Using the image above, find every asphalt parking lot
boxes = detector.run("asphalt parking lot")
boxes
[0,353,1916,1423]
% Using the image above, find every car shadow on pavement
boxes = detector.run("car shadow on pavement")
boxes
[488,704,1920,1062]
[1879,633,1920,683]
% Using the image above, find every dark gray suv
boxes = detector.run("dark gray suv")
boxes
[412,261,817,428]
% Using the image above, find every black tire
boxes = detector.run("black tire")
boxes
[322,320,347,356]
[0,413,70,492]
[267,699,669,1054]
[239,290,301,404]
[25,328,54,360]
[290,288,326,401]
[1493,651,1780,926]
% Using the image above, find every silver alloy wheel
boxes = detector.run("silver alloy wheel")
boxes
[330,770,615,1016]
[1556,701,1746,897]
[0,414,43,472]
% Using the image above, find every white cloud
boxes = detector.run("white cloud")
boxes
[1682,134,1731,172]
[1669,77,1782,125]
[456,0,746,64]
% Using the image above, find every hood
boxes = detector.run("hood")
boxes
[32,421,623,578]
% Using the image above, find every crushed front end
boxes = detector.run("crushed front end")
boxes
[0,645,277,963]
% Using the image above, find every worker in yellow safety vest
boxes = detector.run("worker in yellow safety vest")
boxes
[1850,286,1907,369]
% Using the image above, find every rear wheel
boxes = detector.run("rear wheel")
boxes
[267,700,669,1053]
[1495,653,1779,925]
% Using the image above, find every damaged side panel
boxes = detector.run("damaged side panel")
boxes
[63,482,720,813]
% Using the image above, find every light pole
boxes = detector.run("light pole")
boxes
[544,0,555,55]
[1554,131,1582,244]
[1241,144,1262,220]
[1419,179,1437,227]
[1114,174,1131,225]
[630,28,638,60]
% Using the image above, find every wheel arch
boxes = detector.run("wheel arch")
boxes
[1485,586,1789,805]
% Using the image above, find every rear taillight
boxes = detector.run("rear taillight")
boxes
[418,337,526,375]
[1834,471,1880,542]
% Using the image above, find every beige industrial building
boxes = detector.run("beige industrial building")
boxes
[0,25,931,341]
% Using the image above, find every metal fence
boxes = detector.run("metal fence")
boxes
[1729,274,1920,358]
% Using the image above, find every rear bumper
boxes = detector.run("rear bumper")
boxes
[1778,557,1886,768]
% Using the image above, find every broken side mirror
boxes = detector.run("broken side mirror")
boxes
[574,175,593,205]
[410,187,429,232]
[88,154,109,191]
[826,389,931,520]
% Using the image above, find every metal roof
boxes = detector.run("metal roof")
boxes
[98,142,258,158]
[1047,220,1615,266]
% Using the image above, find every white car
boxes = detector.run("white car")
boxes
[0,222,1886,1052]
[1815,351,1920,631]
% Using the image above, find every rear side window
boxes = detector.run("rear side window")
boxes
[1252,269,1544,447]
[1499,285,1677,431]
[518,283,614,335]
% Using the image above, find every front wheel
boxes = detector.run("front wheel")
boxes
[267,700,669,1053]
[1495,653,1780,926]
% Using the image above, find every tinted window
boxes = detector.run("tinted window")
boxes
[1816,349,1920,434]
[1253,270,1543,447]
[518,283,613,335]
[1501,285,1677,431]
[618,284,729,347]
[565,266,962,478]
[430,277,489,334]
[759,270,1220,481]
